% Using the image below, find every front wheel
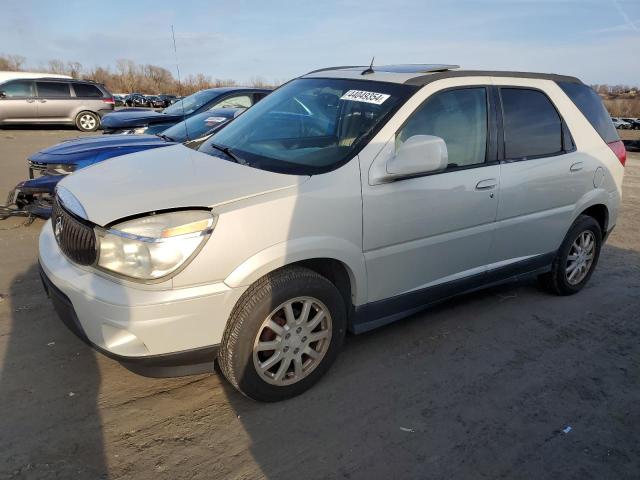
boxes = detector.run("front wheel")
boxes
[219,266,346,402]
[75,111,100,132]
[538,215,602,295]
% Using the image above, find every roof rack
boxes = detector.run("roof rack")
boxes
[305,64,460,76]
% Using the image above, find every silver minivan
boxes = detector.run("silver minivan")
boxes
[0,78,114,131]
[39,65,626,401]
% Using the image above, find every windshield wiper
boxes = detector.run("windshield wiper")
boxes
[208,143,244,164]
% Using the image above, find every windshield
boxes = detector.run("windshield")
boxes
[163,90,219,115]
[198,78,417,174]
[162,111,236,142]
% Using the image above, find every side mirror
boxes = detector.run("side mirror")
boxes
[387,135,448,177]
[0,91,6,99]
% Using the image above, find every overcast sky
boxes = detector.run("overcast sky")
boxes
[2,0,639,85]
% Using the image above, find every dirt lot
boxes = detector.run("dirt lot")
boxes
[1,128,639,480]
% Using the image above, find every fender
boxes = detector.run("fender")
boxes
[570,187,615,230]
[223,236,368,305]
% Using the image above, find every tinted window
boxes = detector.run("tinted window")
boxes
[73,83,103,97]
[557,81,619,144]
[398,87,487,168]
[501,88,562,159]
[1,80,34,97]
[36,82,71,98]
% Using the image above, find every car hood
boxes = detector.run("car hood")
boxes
[29,134,170,162]
[58,144,308,226]
[100,110,185,128]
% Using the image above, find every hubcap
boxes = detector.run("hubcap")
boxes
[253,296,332,386]
[80,114,96,130]
[566,230,595,285]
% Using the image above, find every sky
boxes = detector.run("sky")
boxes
[1,0,639,85]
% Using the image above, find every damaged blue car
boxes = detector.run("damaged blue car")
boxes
[7,108,243,218]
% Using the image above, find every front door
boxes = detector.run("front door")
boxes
[0,80,37,122]
[362,86,500,304]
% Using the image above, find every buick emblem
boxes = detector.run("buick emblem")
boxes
[54,216,64,241]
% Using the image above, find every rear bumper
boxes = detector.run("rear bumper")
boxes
[39,264,220,377]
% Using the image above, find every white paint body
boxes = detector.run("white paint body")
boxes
[38,73,624,358]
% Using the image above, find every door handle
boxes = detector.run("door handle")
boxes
[38,99,47,103]
[476,178,497,190]
[26,98,35,103]
[570,161,584,172]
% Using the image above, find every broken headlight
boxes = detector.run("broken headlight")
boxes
[45,163,77,176]
[96,210,215,281]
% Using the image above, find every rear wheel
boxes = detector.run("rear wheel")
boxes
[75,111,99,132]
[219,266,346,402]
[538,215,602,295]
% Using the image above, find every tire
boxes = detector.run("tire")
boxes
[537,215,602,296]
[219,266,347,402]
[75,111,100,132]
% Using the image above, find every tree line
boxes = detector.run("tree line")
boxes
[0,54,279,95]
[1,54,638,115]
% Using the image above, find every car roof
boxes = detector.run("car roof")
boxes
[5,77,103,85]
[302,64,582,85]
[198,86,273,94]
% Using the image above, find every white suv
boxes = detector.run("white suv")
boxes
[39,65,626,401]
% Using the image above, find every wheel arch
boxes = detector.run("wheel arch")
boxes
[579,203,609,234]
[223,238,367,306]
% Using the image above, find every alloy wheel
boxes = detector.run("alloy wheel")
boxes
[252,296,332,386]
[566,230,595,285]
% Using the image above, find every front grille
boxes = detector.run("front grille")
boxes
[52,197,97,265]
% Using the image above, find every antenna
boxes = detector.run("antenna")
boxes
[361,56,375,75]
[171,25,189,140]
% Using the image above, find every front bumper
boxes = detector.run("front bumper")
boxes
[38,220,246,376]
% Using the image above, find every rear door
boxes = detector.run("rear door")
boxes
[488,83,591,266]
[0,80,37,122]
[35,81,73,122]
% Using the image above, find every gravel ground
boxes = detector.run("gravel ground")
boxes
[0,128,639,480]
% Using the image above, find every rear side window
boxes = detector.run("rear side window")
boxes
[501,88,562,160]
[36,82,71,98]
[557,81,619,144]
[1,80,34,97]
[73,83,103,98]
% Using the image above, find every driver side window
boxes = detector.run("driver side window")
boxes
[397,87,488,169]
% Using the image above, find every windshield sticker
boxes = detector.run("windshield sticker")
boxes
[340,90,390,105]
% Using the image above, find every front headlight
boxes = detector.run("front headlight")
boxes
[45,163,77,175]
[96,210,215,281]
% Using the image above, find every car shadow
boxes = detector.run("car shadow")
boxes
[217,242,640,479]
[0,263,108,478]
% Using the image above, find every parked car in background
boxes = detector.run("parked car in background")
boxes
[113,95,125,107]
[100,87,270,134]
[621,118,640,130]
[9,107,243,218]
[158,94,177,107]
[611,117,631,129]
[145,95,165,108]
[124,93,148,107]
[39,65,625,401]
[0,77,114,131]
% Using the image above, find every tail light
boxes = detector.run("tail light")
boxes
[102,97,115,104]
[607,140,626,166]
